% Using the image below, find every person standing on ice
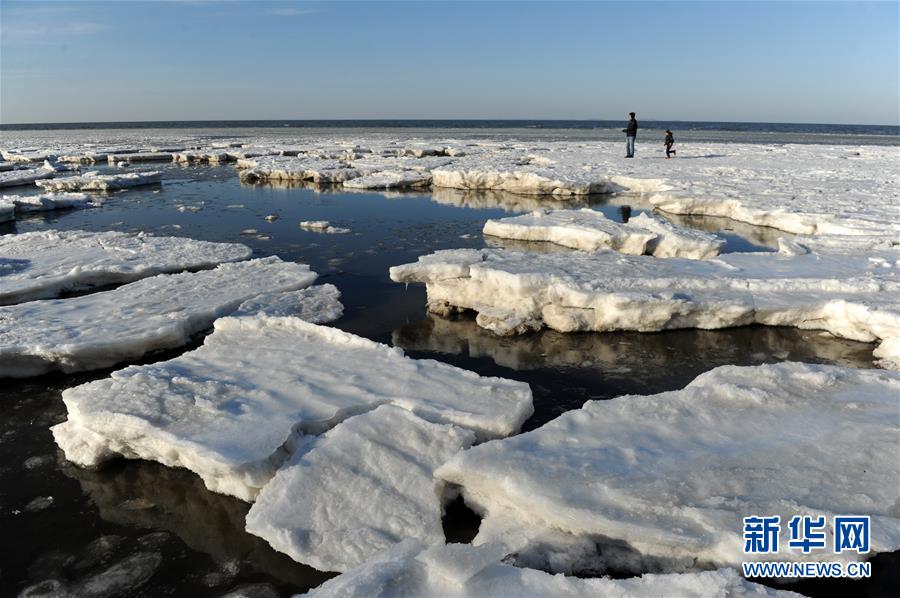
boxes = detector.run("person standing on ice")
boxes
[664,129,676,158]
[623,112,638,158]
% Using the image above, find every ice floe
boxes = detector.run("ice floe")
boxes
[106,151,173,163]
[246,405,476,572]
[231,283,344,322]
[239,156,361,184]
[0,166,59,188]
[437,363,900,573]
[389,248,900,365]
[0,229,252,305]
[299,221,351,234]
[2,192,93,214]
[1,257,314,377]
[53,316,532,500]
[303,539,795,597]
[343,170,432,189]
[36,171,162,192]
[432,153,620,196]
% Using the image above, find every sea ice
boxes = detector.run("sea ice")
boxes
[389,248,900,365]
[343,170,432,189]
[483,208,657,255]
[239,156,361,184]
[246,405,476,572]
[299,221,351,234]
[2,192,93,213]
[0,198,14,222]
[1,257,315,377]
[52,316,532,500]
[437,363,900,573]
[173,150,232,164]
[0,166,58,188]
[303,540,796,597]
[431,153,620,196]
[36,171,162,192]
[231,283,344,322]
[0,229,252,305]
[106,151,173,163]
[626,212,725,258]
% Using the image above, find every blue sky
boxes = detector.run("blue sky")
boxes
[1,1,898,124]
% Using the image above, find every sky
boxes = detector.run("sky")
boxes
[1,0,898,125]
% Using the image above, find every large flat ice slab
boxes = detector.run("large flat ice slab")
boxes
[0,167,57,188]
[0,230,252,305]
[303,540,795,597]
[432,153,620,196]
[1,257,315,377]
[484,208,723,258]
[2,192,93,214]
[36,171,162,191]
[246,405,475,572]
[231,284,343,322]
[389,248,900,365]
[437,363,900,573]
[238,156,361,184]
[52,316,532,500]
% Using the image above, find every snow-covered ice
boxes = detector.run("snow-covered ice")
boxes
[303,539,796,597]
[0,167,58,188]
[1,257,315,377]
[437,363,900,573]
[0,229,252,305]
[2,192,93,214]
[52,316,532,500]
[343,170,432,189]
[239,156,361,184]
[106,151,173,163]
[484,208,652,254]
[231,284,344,322]
[389,248,900,365]
[173,150,232,164]
[36,171,162,191]
[432,153,621,196]
[246,405,475,572]
[299,221,351,234]
[627,211,725,258]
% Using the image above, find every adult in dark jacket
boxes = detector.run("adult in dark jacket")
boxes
[623,112,638,158]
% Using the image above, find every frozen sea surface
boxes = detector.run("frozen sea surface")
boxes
[1,134,897,597]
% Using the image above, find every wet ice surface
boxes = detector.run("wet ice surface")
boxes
[1,161,895,597]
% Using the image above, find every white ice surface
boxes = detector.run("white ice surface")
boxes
[627,211,725,258]
[232,284,344,322]
[343,170,432,189]
[2,192,93,214]
[298,221,351,234]
[0,167,57,188]
[1,257,314,377]
[437,363,900,573]
[0,229,252,305]
[302,539,796,597]
[389,248,900,365]
[483,208,656,255]
[36,171,162,191]
[106,152,173,163]
[52,316,532,500]
[246,405,475,572]
[239,156,361,184]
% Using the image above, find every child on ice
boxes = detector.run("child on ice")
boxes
[664,130,676,158]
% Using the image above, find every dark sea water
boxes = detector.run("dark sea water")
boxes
[0,163,896,597]
[2,120,898,146]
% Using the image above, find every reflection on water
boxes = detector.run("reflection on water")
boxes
[660,211,790,250]
[65,461,335,590]
[428,187,608,213]
[394,313,876,429]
